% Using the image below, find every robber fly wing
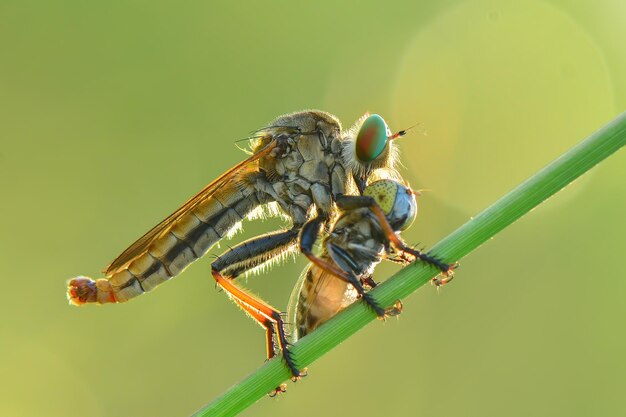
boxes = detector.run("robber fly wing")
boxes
[103,139,279,276]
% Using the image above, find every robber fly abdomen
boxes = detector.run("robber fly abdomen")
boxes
[290,180,454,340]
[71,185,274,303]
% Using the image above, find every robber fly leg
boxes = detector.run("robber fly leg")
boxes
[229,297,277,360]
[399,246,454,273]
[212,228,300,279]
[335,193,456,288]
[386,243,456,287]
[304,253,387,318]
[360,275,378,290]
[398,246,458,287]
[268,384,288,397]
[299,218,388,318]
[210,228,304,378]
[336,194,456,275]
[211,268,302,379]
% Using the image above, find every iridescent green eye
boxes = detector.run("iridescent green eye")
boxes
[356,114,389,162]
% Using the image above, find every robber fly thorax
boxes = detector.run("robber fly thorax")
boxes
[67,111,428,379]
[289,179,453,341]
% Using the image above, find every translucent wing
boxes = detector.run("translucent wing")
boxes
[288,263,357,340]
[103,139,278,276]
[287,264,312,333]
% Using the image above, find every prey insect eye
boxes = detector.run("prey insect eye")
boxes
[364,179,418,231]
[355,114,390,162]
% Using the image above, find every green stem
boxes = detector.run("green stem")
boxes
[194,112,626,417]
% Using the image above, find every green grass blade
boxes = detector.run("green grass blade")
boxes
[194,111,626,417]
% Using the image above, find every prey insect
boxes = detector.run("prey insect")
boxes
[67,110,421,378]
[289,179,454,346]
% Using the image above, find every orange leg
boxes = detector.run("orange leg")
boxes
[230,297,276,360]
[211,268,302,379]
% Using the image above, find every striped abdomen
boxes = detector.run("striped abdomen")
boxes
[68,182,268,305]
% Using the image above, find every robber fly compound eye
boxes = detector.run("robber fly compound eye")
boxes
[355,114,390,162]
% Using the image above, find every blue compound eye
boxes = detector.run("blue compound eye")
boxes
[364,179,417,231]
[356,114,389,162]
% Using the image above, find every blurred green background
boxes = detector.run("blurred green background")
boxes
[1,0,625,416]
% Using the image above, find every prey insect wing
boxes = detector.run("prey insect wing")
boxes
[287,264,357,341]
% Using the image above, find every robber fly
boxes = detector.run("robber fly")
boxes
[289,179,453,344]
[68,110,425,376]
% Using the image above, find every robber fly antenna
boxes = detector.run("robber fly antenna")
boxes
[250,125,301,135]
[234,135,263,144]
[389,123,421,140]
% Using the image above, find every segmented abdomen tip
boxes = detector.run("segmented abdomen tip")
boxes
[67,276,115,305]
[67,276,96,305]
